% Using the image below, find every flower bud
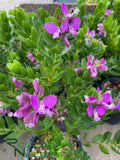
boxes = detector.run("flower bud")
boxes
[38,86,44,97]
[33,78,39,94]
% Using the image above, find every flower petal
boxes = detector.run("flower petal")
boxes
[61,3,68,15]
[44,23,57,34]
[31,95,39,111]
[87,106,93,117]
[70,17,81,30]
[94,109,101,121]
[113,104,120,109]
[96,105,106,116]
[63,35,70,49]
[14,104,32,118]
[23,111,39,128]
[61,19,68,33]
[43,95,57,109]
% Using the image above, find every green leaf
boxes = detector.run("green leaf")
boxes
[0,85,9,91]
[20,67,27,77]
[100,132,112,143]
[98,144,109,154]
[42,31,56,47]
[58,45,73,57]
[0,73,6,84]
[82,142,91,147]
[83,132,87,140]
[91,134,102,142]
[38,8,49,26]
[24,38,35,48]
[4,131,25,140]
[18,119,25,129]
[52,71,64,83]
[22,20,31,35]
[113,130,120,144]
[60,139,69,146]
[27,67,34,78]
[0,118,5,129]
[31,26,38,42]
[111,146,120,155]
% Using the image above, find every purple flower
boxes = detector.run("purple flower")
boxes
[85,88,120,121]
[95,58,108,72]
[33,78,40,95]
[93,108,101,121]
[38,87,44,97]
[23,111,39,128]
[44,3,80,48]
[12,77,23,88]
[87,106,93,117]
[56,14,61,21]
[27,54,33,59]
[44,23,61,39]
[97,23,106,37]
[14,103,32,118]
[27,54,39,66]
[16,92,31,106]
[105,9,115,16]
[0,101,10,115]
[87,27,95,37]
[31,95,57,117]
[74,68,82,74]
[63,35,70,49]
[72,59,80,65]
[89,67,97,78]
[87,55,107,78]
[84,95,97,105]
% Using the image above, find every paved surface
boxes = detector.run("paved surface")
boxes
[0,123,120,160]
[0,0,53,13]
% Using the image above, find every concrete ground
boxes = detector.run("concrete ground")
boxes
[0,123,120,160]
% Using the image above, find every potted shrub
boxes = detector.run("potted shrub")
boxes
[0,0,120,159]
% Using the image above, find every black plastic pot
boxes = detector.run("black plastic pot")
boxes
[24,123,84,160]
[0,114,10,143]
[0,114,18,143]
[101,77,120,124]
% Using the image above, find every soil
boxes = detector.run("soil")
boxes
[102,79,120,91]
[29,134,78,160]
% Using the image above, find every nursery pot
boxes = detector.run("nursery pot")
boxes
[0,114,10,143]
[0,114,18,143]
[101,77,120,124]
[24,122,83,160]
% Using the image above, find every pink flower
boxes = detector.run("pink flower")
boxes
[87,27,95,37]
[87,55,107,78]
[16,92,31,106]
[63,35,70,49]
[12,77,23,88]
[74,68,82,74]
[84,95,97,105]
[44,23,61,39]
[87,106,93,117]
[33,78,40,95]
[105,9,115,16]
[23,111,39,128]
[14,104,32,118]
[85,88,120,121]
[0,101,10,114]
[31,95,57,117]
[95,58,108,72]
[97,23,106,37]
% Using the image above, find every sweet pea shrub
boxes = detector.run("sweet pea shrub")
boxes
[0,0,120,159]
